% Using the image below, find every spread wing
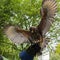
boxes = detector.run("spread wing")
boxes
[5,26,31,45]
[38,0,57,35]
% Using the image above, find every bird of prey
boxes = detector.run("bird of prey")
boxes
[5,0,57,49]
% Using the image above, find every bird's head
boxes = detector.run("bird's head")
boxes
[29,27,38,34]
[29,27,41,43]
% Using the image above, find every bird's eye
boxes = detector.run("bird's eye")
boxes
[30,27,34,33]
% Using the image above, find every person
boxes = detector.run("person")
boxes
[19,43,42,60]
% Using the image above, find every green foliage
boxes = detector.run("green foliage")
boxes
[50,53,60,60]
[55,44,60,54]
[0,0,41,60]
[50,44,60,60]
[0,0,60,60]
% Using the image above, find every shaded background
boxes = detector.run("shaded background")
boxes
[0,0,60,60]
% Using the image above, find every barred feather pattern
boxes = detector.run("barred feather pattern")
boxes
[38,0,57,35]
[5,26,29,45]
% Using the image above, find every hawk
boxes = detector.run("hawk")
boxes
[5,0,57,49]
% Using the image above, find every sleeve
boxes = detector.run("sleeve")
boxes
[19,43,41,60]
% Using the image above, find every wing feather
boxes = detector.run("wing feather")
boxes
[5,26,31,45]
[38,0,57,35]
